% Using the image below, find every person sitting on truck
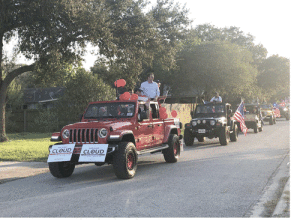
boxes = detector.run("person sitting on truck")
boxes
[210,92,222,103]
[135,88,148,102]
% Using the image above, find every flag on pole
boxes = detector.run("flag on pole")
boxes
[233,101,248,135]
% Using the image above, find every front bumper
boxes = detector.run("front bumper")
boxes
[186,126,222,138]
[48,143,118,164]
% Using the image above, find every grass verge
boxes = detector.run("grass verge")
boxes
[0,133,52,162]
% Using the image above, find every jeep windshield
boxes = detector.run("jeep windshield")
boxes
[245,105,258,114]
[260,104,272,109]
[194,104,226,118]
[84,102,136,119]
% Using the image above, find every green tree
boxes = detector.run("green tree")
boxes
[54,68,115,126]
[142,0,190,92]
[1,0,169,141]
[174,41,258,103]
[257,55,290,102]
[189,24,268,65]
[90,0,191,92]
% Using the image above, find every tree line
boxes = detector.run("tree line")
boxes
[0,0,290,141]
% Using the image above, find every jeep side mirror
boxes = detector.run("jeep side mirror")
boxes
[79,114,83,122]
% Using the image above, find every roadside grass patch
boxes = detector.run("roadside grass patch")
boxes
[263,177,289,217]
[0,133,52,162]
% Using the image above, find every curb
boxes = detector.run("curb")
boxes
[249,153,290,217]
[272,177,290,217]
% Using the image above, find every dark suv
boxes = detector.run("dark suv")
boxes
[184,103,238,146]
[47,99,182,179]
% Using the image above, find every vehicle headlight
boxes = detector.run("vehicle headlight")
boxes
[62,129,70,139]
[210,120,216,126]
[197,120,201,124]
[98,128,108,138]
[202,120,206,124]
[192,121,197,126]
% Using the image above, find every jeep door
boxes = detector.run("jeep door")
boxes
[135,104,153,151]
[151,103,164,146]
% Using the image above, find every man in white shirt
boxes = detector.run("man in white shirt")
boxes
[140,73,160,101]
[210,92,222,103]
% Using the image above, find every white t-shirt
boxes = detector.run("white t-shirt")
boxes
[210,96,222,103]
[140,81,160,99]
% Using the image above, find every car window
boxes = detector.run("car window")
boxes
[85,102,135,119]
[196,104,224,114]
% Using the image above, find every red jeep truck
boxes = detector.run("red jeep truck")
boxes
[48,99,183,179]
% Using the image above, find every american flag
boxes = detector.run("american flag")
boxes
[273,107,281,118]
[233,101,248,135]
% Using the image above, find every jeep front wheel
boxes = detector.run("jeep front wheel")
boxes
[269,117,274,125]
[197,135,205,142]
[219,127,230,146]
[48,162,75,178]
[184,129,194,146]
[113,142,138,179]
[163,134,180,163]
[254,123,258,133]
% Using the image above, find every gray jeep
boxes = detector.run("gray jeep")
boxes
[184,103,239,146]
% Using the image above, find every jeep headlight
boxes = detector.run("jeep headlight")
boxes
[202,120,206,124]
[98,128,108,138]
[215,117,226,126]
[192,121,197,126]
[62,129,70,139]
[210,120,216,126]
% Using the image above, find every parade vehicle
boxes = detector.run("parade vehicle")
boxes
[184,102,239,146]
[278,104,290,120]
[260,103,276,125]
[47,82,183,179]
[244,104,263,133]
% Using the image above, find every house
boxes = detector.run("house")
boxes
[23,87,65,109]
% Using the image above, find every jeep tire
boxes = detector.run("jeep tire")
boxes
[48,162,75,178]
[254,123,258,133]
[197,135,205,142]
[95,162,105,166]
[184,129,194,146]
[230,123,238,142]
[269,117,274,125]
[259,123,263,132]
[113,142,138,179]
[219,127,230,146]
[163,134,180,163]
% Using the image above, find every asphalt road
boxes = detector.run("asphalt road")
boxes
[0,119,290,217]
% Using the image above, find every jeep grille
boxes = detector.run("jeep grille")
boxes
[69,129,98,144]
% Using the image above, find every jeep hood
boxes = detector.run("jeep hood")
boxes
[63,121,132,131]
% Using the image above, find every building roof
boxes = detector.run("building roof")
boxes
[23,87,65,104]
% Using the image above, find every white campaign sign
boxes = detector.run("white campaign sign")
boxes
[47,144,75,163]
[78,144,108,162]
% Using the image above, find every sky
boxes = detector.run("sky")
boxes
[173,0,295,58]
